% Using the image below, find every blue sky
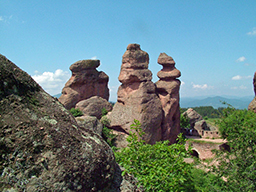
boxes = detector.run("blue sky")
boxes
[1,0,256,101]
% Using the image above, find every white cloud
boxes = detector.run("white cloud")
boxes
[236,56,246,62]
[231,85,247,90]
[32,69,70,95]
[181,81,185,86]
[91,56,97,60]
[239,85,247,89]
[0,15,12,23]
[247,27,256,36]
[232,75,242,80]
[232,75,251,80]
[192,83,211,90]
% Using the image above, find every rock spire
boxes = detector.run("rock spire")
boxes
[155,53,181,144]
[106,44,163,145]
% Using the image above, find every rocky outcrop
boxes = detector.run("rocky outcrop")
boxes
[109,164,145,192]
[0,55,116,191]
[248,72,256,112]
[75,115,103,135]
[59,60,109,110]
[106,44,163,145]
[75,96,113,119]
[155,53,181,144]
[183,108,203,128]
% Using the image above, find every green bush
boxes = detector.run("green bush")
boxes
[212,107,256,191]
[100,115,116,148]
[101,107,108,117]
[180,113,190,128]
[69,108,83,117]
[115,119,196,191]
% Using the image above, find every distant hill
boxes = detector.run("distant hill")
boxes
[180,96,254,109]
[53,93,253,109]
[53,93,62,98]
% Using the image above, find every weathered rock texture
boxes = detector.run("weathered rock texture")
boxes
[75,96,113,119]
[0,55,117,191]
[106,44,163,144]
[75,115,103,135]
[248,72,256,112]
[155,53,181,144]
[59,60,109,110]
[183,108,203,128]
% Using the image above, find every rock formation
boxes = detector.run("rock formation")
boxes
[155,53,181,144]
[106,44,163,145]
[59,59,109,109]
[183,108,203,128]
[0,54,139,191]
[248,72,256,112]
[75,96,113,119]
[75,115,103,135]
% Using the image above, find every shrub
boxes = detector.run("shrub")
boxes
[212,107,256,191]
[101,107,108,117]
[115,119,196,191]
[100,115,116,148]
[69,108,83,117]
[180,113,190,128]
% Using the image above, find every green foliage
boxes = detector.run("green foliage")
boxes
[115,119,196,191]
[180,113,190,128]
[69,108,83,117]
[102,126,116,147]
[190,168,225,192]
[213,107,256,191]
[101,107,108,117]
[100,114,116,148]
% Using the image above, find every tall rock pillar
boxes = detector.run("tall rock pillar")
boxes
[155,53,181,144]
[107,44,163,144]
[248,72,256,112]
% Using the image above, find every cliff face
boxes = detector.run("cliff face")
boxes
[0,55,116,191]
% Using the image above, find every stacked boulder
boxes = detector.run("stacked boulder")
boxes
[155,53,181,144]
[106,44,163,144]
[59,60,109,109]
[248,72,256,112]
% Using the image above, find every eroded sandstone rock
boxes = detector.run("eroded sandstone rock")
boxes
[75,96,113,119]
[0,55,116,191]
[155,53,181,144]
[106,44,162,145]
[59,60,109,109]
[248,72,256,112]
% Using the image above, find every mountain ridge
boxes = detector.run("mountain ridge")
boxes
[180,96,254,109]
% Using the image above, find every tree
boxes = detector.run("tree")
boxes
[212,107,256,191]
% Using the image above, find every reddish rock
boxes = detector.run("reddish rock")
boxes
[59,60,109,109]
[248,72,256,112]
[75,96,113,119]
[155,53,181,144]
[106,44,162,145]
